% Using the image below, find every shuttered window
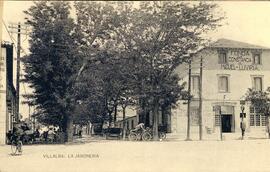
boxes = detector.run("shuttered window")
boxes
[191,75,200,92]
[191,75,200,97]
[253,53,261,65]
[253,77,262,91]
[218,76,229,92]
[191,107,199,126]
[218,52,227,64]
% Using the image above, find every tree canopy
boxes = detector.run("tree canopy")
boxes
[23,1,224,141]
[23,2,79,130]
[245,88,270,138]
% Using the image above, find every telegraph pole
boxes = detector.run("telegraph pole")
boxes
[186,59,192,141]
[199,56,203,140]
[16,23,21,121]
[8,22,29,121]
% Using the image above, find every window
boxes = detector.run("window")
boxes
[218,52,227,64]
[262,115,266,126]
[252,76,263,91]
[218,75,229,92]
[249,107,266,126]
[253,53,261,65]
[191,107,199,126]
[250,113,255,126]
[191,75,200,93]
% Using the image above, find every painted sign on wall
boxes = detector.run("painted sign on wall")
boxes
[0,48,6,90]
[220,49,260,71]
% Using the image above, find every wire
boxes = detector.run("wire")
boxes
[2,19,29,56]
[3,19,32,117]
[2,19,17,51]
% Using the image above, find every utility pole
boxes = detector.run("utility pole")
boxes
[186,59,192,141]
[199,56,203,140]
[8,22,29,121]
[16,23,21,121]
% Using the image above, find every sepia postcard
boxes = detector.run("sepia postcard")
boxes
[1,1,270,172]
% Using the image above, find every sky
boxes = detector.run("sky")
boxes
[2,1,270,118]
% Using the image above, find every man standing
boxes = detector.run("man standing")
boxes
[240,120,246,140]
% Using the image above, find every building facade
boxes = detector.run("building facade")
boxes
[172,39,270,140]
[0,43,17,144]
[115,115,138,131]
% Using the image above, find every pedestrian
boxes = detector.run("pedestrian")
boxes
[240,120,246,139]
[78,125,82,138]
[48,127,56,142]
[43,127,49,142]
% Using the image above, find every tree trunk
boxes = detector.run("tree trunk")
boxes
[108,111,113,127]
[152,99,159,141]
[141,98,146,124]
[90,124,94,136]
[114,105,117,124]
[122,106,126,140]
[143,112,147,126]
[161,106,166,126]
[87,121,91,135]
[65,115,74,143]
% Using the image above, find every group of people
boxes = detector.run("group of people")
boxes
[7,124,61,144]
[39,127,61,142]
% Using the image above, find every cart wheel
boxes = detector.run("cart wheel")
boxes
[128,133,137,141]
[142,132,152,141]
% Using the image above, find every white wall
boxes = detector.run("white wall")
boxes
[172,47,270,139]
[0,47,7,144]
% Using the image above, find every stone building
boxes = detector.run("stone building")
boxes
[171,38,270,140]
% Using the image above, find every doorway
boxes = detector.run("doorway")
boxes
[222,115,233,132]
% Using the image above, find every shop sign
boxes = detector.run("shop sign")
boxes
[220,49,259,71]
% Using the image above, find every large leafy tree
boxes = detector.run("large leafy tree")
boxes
[245,88,270,139]
[23,2,80,141]
[73,2,134,127]
[115,2,224,140]
[74,2,224,140]
[23,1,224,142]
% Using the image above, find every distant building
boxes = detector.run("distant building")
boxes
[0,42,17,144]
[172,39,270,140]
[115,104,171,134]
[115,115,138,131]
